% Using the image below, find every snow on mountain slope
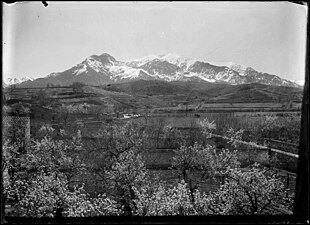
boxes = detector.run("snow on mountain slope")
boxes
[185,72,216,83]
[14,52,301,88]
[159,53,196,69]
[6,77,34,85]
[209,61,248,76]
[127,53,196,69]
[73,64,88,76]
[126,55,159,67]
[108,64,151,81]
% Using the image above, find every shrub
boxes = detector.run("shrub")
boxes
[133,180,197,216]
[206,163,293,215]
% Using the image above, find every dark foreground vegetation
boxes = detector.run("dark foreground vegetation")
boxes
[3,115,297,217]
[2,81,305,220]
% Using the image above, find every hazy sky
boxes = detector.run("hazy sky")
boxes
[2,1,307,84]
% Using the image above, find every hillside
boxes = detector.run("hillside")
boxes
[99,80,303,104]
[4,79,303,117]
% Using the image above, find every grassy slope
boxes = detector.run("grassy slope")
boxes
[5,80,303,112]
[99,80,303,104]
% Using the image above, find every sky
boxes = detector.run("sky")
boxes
[2,1,308,85]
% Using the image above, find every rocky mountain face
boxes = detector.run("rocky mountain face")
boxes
[3,77,34,87]
[15,52,300,88]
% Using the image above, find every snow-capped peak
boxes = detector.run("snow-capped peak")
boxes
[47,72,59,77]
[6,77,33,85]
[127,53,196,69]
[159,53,194,67]
[160,52,181,61]
[76,54,114,74]
[208,61,248,75]
[128,54,159,65]
[21,76,34,82]
[85,57,106,72]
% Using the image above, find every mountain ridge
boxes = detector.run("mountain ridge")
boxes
[13,52,301,88]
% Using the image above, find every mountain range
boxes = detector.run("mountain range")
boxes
[3,77,34,87]
[7,53,300,88]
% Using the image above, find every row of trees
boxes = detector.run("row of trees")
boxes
[205,113,301,147]
[3,118,294,217]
